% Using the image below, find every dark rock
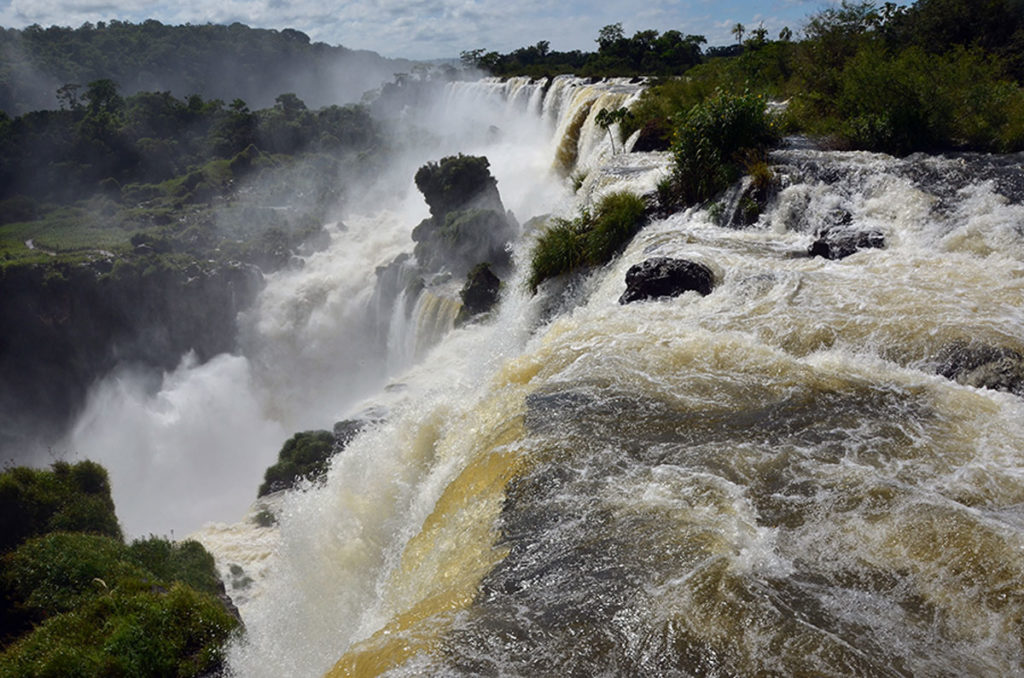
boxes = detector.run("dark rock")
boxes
[630,119,670,153]
[809,227,884,260]
[618,257,715,305]
[937,342,1024,396]
[332,418,368,446]
[455,263,501,326]
[413,208,515,277]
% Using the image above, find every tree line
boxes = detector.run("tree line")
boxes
[0,20,415,115]
[0,79,379,209]
[461,25,708,77]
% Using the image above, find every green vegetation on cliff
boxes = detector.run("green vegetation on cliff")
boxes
[0,460,120,554]
[528,191,647,293]
[481,0,1024,159]
[0,462,239,676]
[258,430,338,497]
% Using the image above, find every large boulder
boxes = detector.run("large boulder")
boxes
[618,257,715,304]
[809,227,884,260]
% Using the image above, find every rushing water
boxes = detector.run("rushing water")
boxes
[174,77,1024,675]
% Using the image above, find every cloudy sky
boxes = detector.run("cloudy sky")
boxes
[0,0,906,60]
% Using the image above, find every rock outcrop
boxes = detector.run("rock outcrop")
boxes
[619,257,715,304]
[411,154,517,278]
[455,263,501,326]
[937,342,1024,396]
[809,227,885,260]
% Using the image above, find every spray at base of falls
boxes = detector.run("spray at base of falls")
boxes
[195,78,1024,676]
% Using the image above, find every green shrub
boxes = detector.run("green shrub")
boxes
[258,429,337,496]
[667,89,779,208]
[0,461,237,672]
[0,584,238,678]
[127,537,222,597]
[527,218,589,293]
[841,45,1024,153]
[0,461,121,554]
[583,192,648,264]
[527,191,646,293]
[788,41,1024,154]
[2,533,140,622]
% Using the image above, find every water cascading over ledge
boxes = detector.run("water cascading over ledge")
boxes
[209,78,1024,678]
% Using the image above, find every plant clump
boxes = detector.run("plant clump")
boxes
[0,462,239,677]
[0,461,121,554]
[528,191,647,293]
[258,429,339,497]
[663,90,779,210]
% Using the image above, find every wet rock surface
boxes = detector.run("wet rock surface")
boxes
[937,342,1024,396]
[456,263,501,326]
[619,257,715,304]
[809,227,885,260]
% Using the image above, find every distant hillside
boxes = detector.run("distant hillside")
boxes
[0,20,420,115]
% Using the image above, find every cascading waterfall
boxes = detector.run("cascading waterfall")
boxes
[190,78,1024,677]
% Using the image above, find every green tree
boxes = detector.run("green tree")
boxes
[732,23,745,44]
[598,23,625,51]
[595,106,631,153]
[56,83,82,111]
[83,78,123,116]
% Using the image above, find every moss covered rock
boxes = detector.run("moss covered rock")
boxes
[411,155,517,277]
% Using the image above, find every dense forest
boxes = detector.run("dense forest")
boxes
[0,20,418,114]
[466,0,1024,156]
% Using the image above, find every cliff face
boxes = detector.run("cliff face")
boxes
[0,257,264,457]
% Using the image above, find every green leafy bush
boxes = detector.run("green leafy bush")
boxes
[2,533,141,623]
[127,537,223,597]
[0,461,121,554]
[830,45,1024,153]
[0,584,238,677]
[528,191,646,293]
[0,462,238,675]
[258,429,338,497]
[667,90,779,208]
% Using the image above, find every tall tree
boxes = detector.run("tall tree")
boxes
[732,23,745,44]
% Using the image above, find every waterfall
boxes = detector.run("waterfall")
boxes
[142,77,1023,676]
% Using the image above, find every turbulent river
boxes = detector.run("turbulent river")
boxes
[78,76,1024,675]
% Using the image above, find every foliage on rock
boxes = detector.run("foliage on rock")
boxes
[528,191,647,293]
[412,155,517,277]
[0,462,238,676]
[258,430,336,497]
[0,461,121,554]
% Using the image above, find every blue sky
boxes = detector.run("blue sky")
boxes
[0,0,911,60]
